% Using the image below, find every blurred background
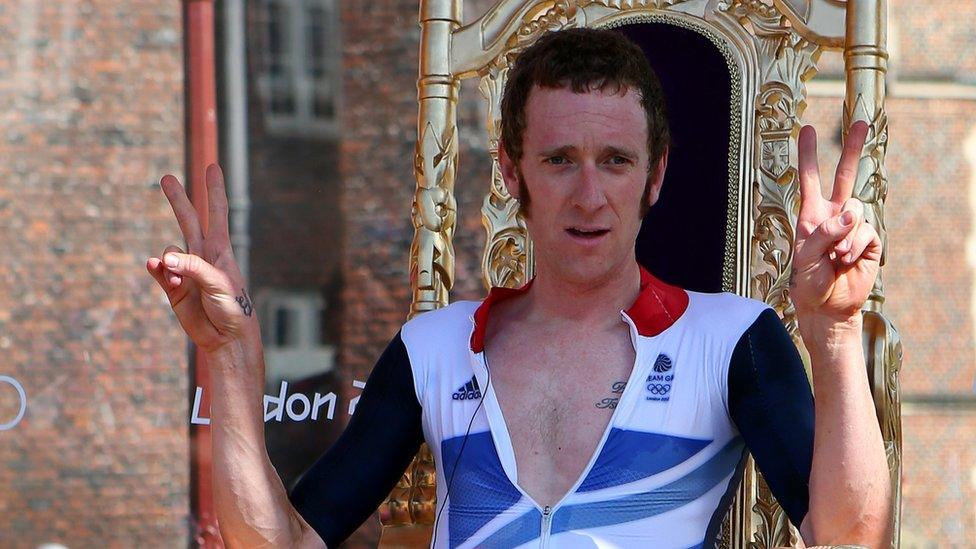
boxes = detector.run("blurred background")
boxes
[0,0,973,547]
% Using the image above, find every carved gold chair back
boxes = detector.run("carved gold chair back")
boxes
[382,1,902,547]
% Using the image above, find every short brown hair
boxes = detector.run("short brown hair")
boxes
[500,28,671,214]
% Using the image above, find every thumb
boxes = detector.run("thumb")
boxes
[162,252,231,296]
[801,210,856,259]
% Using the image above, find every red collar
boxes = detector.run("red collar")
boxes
[470,264,689,353]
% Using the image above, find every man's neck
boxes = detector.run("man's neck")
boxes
[520,259,642,328]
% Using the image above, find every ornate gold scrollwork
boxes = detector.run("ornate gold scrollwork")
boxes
[844,96,889,297]
[479,67,534,289]
[408,0,462,319]
[411,121,459,309]
[583,0,692,9]
[509,0,580,58]
[864,307,903,547]
[751,478,798,549]
[752,83,802,327]
[380,444,437,526]
[719,0,781,22]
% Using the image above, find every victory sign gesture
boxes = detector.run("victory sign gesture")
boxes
[146,164,255,353]
[790,121,882,323]
[147,166,323,547]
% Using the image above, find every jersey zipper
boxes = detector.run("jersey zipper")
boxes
[535,317,639,549]
[539,505,552,548]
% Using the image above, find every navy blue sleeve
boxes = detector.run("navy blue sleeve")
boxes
[288,331,424,547]
[728,308,815,527]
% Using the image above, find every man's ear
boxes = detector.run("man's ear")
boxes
[498,140,521,200]
[645,145,669,208]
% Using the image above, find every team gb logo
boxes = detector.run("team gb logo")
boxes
[646,353,675,402]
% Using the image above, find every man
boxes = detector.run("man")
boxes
[147,28,890,548]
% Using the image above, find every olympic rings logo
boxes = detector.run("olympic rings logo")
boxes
[0,375,27,431]
[646,383,671,395]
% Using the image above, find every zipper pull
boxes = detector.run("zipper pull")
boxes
[540,506,554,548]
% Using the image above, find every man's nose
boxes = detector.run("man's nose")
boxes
[571,163,608,211]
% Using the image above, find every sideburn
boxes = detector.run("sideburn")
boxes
[640,178,652,218]
[514,163,531,218]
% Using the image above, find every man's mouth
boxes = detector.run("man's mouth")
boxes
[566,227,611,239]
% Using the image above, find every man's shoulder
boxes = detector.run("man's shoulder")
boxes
[680,290,773,334]
[684,290,770,314]
[400,299,481,345]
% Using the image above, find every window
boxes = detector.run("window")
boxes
[254,0,339,136]
[258,289,335,383]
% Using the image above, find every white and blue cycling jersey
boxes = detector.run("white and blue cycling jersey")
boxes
[289,265,815,548]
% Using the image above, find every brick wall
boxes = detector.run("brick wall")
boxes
[0,1,188,547]
[902,410,976,545]
[889,0,976,81]
[248,138,343,290]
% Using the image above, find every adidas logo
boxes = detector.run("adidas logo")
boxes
[452,375,482,401]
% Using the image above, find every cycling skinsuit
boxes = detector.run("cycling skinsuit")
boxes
[289,265,814,548]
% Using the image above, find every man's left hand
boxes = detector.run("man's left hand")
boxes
[790,120,882,323]
[789,121,892,545]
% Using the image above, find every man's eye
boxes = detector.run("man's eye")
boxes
[609,155,631,165]
[546,156,567,165]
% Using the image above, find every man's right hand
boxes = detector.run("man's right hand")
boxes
[147,164,327,548]
[146,163,254,354]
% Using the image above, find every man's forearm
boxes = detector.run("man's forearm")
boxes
[799,313,892,546]
[205,330,317,548]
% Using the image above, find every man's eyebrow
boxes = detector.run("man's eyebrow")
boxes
[537,145,575,157]
[604,145,640,158]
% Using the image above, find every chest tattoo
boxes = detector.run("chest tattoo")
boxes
[595,381,627,409]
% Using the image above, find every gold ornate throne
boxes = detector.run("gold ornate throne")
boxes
[381,0,903,547]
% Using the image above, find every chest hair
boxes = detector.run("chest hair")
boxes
[485,325,635,503]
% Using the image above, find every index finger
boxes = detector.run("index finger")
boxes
[205,164,231,245]
[160,174,205,252]
[797,125,823,221]
[830,120,869,204]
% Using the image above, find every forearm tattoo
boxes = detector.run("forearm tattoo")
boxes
[595,381,627,409]
[235,288,253,317]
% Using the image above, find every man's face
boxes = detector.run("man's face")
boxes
[499,85,667,285]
